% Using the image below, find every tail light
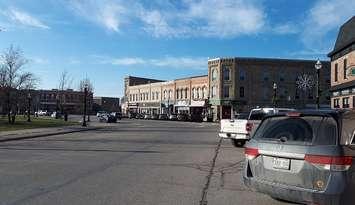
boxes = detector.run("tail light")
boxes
[246,122,253,133]
[305,155,352,171]
[245,147,259,160]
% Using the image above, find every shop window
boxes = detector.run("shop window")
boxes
[343,97,350,108]
[334,98,340,108]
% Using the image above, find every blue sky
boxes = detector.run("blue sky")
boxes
[0,0,354,97]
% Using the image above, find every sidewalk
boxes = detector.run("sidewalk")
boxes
[0,123,104,142]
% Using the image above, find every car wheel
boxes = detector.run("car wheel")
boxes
[231,139,245,147]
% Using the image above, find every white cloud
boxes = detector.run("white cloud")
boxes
[68,0,126,32]
[138,0,265,38]
[93,55,207,70]
[301,0,355,50]
[272,23,299,34]
[4,7,50,29]
[30,57,49,64]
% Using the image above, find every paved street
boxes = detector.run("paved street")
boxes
[0,119,293,205]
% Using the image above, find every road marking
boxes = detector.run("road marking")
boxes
[199,138,222,205]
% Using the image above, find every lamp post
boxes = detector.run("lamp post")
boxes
[82,83,88,127]
[27,93,31,122]
[55,93,59,119]
[273,82,277,107]
[315,60,322,109]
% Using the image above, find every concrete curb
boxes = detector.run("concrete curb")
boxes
[0,127,103,142]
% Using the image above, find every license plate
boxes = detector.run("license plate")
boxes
[273,157,290,170]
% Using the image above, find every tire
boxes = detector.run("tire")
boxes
[231,139,245,147]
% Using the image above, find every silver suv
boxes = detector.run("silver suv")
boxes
[243,110,355,205]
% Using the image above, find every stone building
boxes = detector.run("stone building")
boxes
[208,57,331,120]
[126,75,208,116]
[328,16,355,109]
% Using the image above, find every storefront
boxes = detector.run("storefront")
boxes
[138,102,161,114]
[175,100,190,114]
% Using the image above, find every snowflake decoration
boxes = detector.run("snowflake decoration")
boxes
[296,74,314,91]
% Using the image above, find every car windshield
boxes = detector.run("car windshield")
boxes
[235,113,249,119]
[249,111,269,120]
[253,115,338,145]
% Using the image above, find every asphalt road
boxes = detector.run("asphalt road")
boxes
[0,119,293,205]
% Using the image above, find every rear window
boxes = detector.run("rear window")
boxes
[249,112,268,120]
[235,113,249,119]
[253,116,337,145]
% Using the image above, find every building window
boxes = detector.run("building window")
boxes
[223,86,230,98]
[176,89,180,99]
[343,97,350,108]
[240,69,246,81]
[180,89,183,99]
[240,87,245,98]
[169,90,172,99]
[279,73,285,82]
[163,90,167,99]
[223,67,230,81]
[263,72,269,81]
[334,98,340,108]
[211,86,217,98]
[335,63,338,82]
[212,69,217,81]
[152,92,155,100]
[156,92,159,100]
[353,96,355,108]
[197,87,201,99]
[344,59,347,79]
[185,88,188,99]
[192,88,196,99]
[202,87,207,99]
[129,94,132,101]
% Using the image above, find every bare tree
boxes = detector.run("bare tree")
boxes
[56,70,74,116]
[0,45,37,124]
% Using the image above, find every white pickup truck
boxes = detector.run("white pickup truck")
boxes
[219,108,294,147]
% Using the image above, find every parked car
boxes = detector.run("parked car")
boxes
[110,112,122,120]
[129,112,137,119]
[50,112,62,118]
[99,113,117,123]
[243,109,355,205]
[96,111,107,117]
[158,114,168,120]
[177,113,189,121]
[190,113,203,122]
[168,114,177,121]
[219,108,294,147]
[144,114,151,120]
[151,114,159,120]
[135,113,143,119]
[35,110,49,116]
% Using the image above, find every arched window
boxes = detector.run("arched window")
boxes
[169,90,172,99]
[152,92,155,100]
[212,69,217,81]
[176,89,180,99]
[185,88,188,99]
[223,67,230,81]
[202,86,207,99]
[197,87,202,99]
[164,90,167,100]
[211,86,217,98]
[180,89,183,99]
[156,92,159,100]
[192,88,196,99]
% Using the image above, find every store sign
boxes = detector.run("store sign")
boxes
[190,101,205,107]
[341,89,350,95]
[333,92,339,97]
[176,100,189,106]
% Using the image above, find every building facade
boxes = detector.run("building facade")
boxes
[328,16,355,109]
[208,57,331,120]
[33,89,93,115]
[126,75,209,116]
[93,97,120,113]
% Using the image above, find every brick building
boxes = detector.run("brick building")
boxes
[328,16,355,109]
[33,89,93,115]
[126,75,209,116]
[93,97,120,113]
[208,57,331,120]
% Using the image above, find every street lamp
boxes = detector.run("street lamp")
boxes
[27,93,31,122]
[315,60,322,109]
[273,82,277,107]
[82,83,88,127]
